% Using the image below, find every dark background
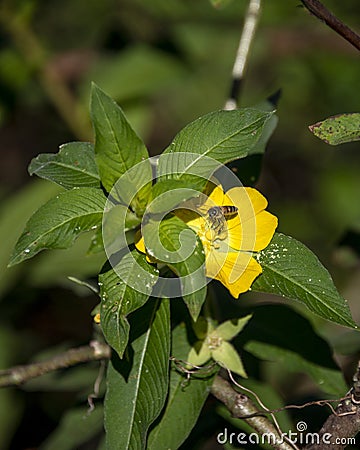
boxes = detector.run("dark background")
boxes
[0,1,359,448]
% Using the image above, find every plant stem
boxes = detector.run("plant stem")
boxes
[300,0,360,51]
[224,0,262,110]
[0,341,111,388]
[211,375,296,450]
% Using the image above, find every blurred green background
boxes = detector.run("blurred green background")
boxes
[0,0,359,448]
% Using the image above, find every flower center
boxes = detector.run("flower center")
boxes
[207,335,222,350]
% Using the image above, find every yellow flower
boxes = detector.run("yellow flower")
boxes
[135,185,277,298]
[176,185,277,297]
[93,313,101,324]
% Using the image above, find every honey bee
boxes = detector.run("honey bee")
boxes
[206,205,238,240]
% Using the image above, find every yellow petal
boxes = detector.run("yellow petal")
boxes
[176,208,203,232]
[227,187,267,217]
[207,185,225,206]
[253,210,278,251]
[135,231,146,253]
[225,187,277,252]
[93,313,101,324]
[243,187,268,213]
[227,219,242,250]
[239,210,278,251]
[205,248,228,279]
[134,231,158,263]
[208,251,262,298]
[226,187,259,251]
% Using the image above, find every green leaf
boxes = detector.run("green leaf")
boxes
[105,298,170,450]
[143,215,206,320]
[90,83,152,211]
[249,99,279,155]
[253,233,357,328]
[149,179,202,214]
[40,406,104,450]
[215,315,252,341]
[245,341,347,396]
[9,187,106,266]
[28,142,100,189]
[99,251,159,358]
[238,305,345,395]
[212,341,247,377]
[88,226,105,254]
[187,340,211,366]
[309,113,360,145]
[101,203,141,256]
[158,109,273,189]
[192,316,209,340]
[147,323,217,450]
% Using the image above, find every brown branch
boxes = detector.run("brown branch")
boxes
[302,361,360,449]
[352,360,360,403]
[211,375,296,450]
[300,0,360,51]
[0,341,111,388]
[303,400,360,449]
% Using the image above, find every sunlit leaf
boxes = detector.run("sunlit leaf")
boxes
[253,233,356,328]
[9,188,106,266]
[28,142,100,189]
[158,108,273,190]
[90,84,152,212]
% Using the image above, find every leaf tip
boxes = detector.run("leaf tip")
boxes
[7,252,21,268]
